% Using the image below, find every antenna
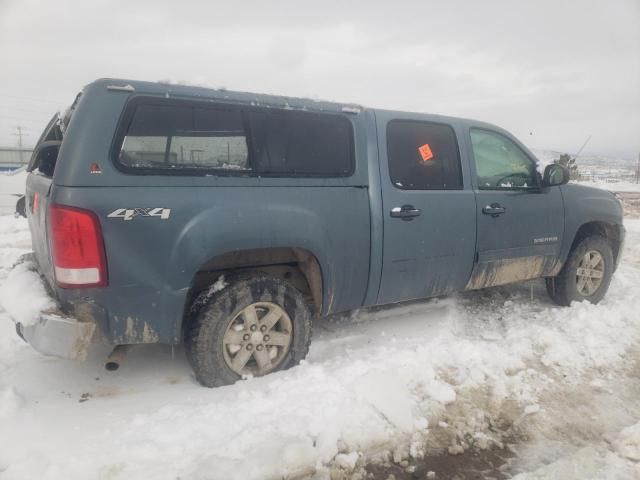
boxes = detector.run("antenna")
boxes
[573,134,592,160]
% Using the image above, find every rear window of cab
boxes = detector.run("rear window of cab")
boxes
[113,97,354,177]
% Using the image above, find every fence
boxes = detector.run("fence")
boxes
[0,147,33,171]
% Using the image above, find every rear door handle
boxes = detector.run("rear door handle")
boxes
[390,205,422,221]
[482,203,506,217]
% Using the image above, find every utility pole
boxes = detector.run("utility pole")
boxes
[12,126,25,165]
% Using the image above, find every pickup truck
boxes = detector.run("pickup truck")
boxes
[16,78,624,387]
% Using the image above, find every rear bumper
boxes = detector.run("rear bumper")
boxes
[16,312,96,361]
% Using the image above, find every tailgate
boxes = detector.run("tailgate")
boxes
[26,172,55,288]
[25,112,65,289]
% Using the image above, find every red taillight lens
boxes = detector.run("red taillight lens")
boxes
[48,205,107,288]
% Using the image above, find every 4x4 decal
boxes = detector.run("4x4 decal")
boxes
[107,208,171,221]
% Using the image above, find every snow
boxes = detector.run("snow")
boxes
[0,216,639,478]
[0,169,26,215]
[334,451,359,470]
[577,178,640,193]
[190,275,228,312]
[615,421,640,462]
[209,274,227,293]
[0,259,54,326]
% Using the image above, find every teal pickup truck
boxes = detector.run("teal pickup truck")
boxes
[16,78,624,387]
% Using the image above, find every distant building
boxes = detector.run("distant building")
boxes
[0,147,32,171]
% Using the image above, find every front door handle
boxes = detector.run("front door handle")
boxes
[482,203,506,217]
[391,205,422,221]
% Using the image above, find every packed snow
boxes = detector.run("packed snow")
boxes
[0,218,639,478]
[0,169,26,215]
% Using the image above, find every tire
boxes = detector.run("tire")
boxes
[185,274,312,387]
[15,195,26,218]
[546,235,614,306]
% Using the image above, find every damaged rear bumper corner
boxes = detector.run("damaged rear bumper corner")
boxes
[16,312,96,361]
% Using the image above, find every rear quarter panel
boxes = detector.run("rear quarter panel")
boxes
[52,184,371,344]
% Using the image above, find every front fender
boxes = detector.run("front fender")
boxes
[558,183,624,265]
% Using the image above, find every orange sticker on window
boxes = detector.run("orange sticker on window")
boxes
[418,143,434,161]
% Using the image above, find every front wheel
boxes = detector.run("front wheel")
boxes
[185,274,312,387]
[546,235,614,306]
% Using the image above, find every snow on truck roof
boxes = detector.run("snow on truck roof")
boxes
[84,78,502,134]
[88,78,365,115]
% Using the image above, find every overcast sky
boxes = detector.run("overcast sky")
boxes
[0,0,638,160]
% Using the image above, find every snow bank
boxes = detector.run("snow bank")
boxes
[0,169,26,215]
[0,216,34,370]
[0,387,22,419]
[578,179,640,193]
[512,444,639,480]
[615,421,640,462]
[0,260,55,326]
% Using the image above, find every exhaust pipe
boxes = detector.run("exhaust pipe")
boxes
[105,345,131,371]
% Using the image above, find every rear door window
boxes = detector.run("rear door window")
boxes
[115,98,353,177]
[386,120,462,190]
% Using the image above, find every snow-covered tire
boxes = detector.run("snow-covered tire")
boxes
[546,235,614,306]
[185,274,312,388]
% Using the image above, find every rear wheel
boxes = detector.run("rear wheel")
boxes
[546,235,614,306]
[185,274,312,387]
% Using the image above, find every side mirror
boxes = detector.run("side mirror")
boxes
[542,164,570,187]
[30,141,61,177]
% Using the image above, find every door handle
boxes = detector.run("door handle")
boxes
[391,205,422,221]
[482,203,506,217]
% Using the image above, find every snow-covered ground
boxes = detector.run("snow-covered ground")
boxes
[577,179,640,194]
[0,220,639,479]
[0,169,26,215]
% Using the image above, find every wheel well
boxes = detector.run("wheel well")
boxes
[185,247,323,321]
[570,221,621,264]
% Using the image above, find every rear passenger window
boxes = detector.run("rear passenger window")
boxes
[247,110,353,176]
[386,120,462,190]
[116,99,353,176]
[119,103,249,170]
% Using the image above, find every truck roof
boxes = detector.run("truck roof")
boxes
[88,78,365,116]
[86,78,489,130]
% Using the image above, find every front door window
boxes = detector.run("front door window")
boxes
[470,129,538,189]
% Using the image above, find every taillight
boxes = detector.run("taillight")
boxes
[48,205,107,288]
